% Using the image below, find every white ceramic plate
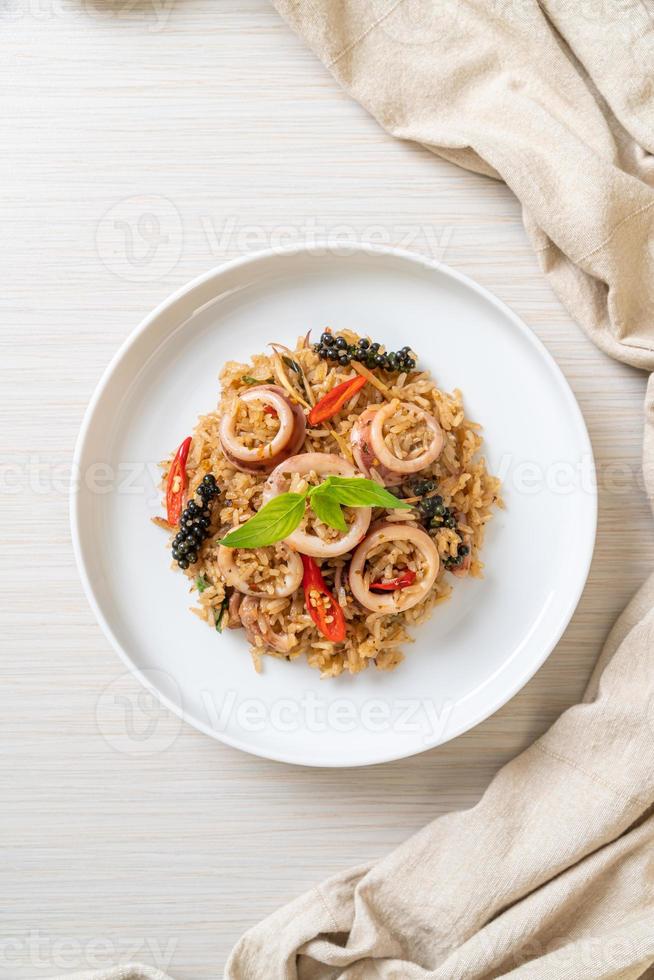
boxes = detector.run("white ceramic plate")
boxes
[71,244,596,767]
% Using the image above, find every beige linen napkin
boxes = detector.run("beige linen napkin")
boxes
[52,3,654,979]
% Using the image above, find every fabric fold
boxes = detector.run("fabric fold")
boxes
[49,966,172,980]
[275,0,654,373]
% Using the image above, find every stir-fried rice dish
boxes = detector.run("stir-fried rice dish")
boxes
[155,330,502,676]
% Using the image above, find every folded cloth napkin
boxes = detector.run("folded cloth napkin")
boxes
[223,2,654,977]
[51,4,654,980]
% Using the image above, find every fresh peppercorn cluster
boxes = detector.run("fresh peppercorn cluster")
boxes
[416,491,455,527]
[443,545,470,570]
[313,332,416,372]
[171,474,220,569]
[412,481,469,569]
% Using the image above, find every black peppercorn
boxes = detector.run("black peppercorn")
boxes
[313,333,418,374]
[171,476,221,570]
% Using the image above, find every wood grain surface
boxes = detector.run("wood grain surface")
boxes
[2,2,653,977]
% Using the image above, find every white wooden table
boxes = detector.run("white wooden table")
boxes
[2,2,653,977]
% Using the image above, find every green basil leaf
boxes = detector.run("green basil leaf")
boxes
[219,492,307,548]
[215,596,229,633]
[319,476,412,510]
[309,487,348,532]
[196,575,210,593]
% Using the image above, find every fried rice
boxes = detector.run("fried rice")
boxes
[158,330,503,677]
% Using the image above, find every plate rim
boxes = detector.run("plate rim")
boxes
[70,242,597,767]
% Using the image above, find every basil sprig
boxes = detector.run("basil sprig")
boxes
[219,476,410,549]
[309,484,348,533]
[319,476,410,509]
[220,493,306,549]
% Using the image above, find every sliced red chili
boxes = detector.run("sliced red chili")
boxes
[300,554,346,643]
[370,569,417,592]
[166,436,192,525]
[263,405,278,417]
[308,375,367,426]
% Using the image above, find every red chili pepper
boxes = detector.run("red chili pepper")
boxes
[370,569,417,592]
[166,436,192,525]
[300,554,346,643]
[308,375,367,426]
[263,405,278,417]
